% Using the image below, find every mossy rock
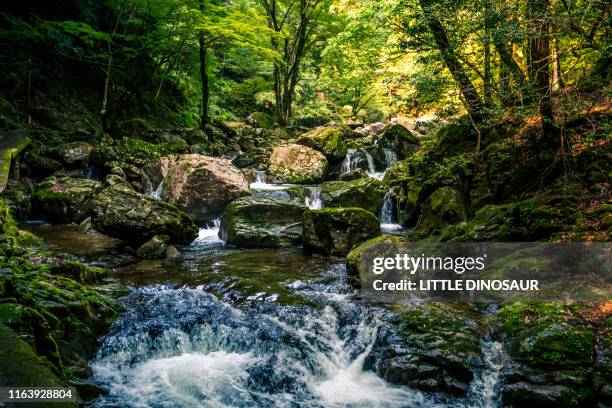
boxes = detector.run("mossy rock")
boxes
[297,125,348,162]
[247,112,275,129]
[91,184,198,246]
[370,302,485,396]
[136,235,169,259]
[379,124,419,158]
[302,207,381,257]
[268,144,328,184]
[346,234,408,285]
[220,196,307,248]
[33,177,102,224]
[91,136,189,167]
[320,178,387,214]
[415,186,466,235]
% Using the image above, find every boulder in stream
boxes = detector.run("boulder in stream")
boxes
[302,207,381,257]
[220,196,307,248]
[136,234,169,259]
[161,154,251,223]
[91,184,198,246]
[268,144,328,184]
[33,176,103,223]
[320,177,387,214]
[297,125,348,162]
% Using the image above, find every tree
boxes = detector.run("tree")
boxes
[259,0,332,125]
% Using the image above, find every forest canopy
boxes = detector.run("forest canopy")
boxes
[0,0,609,136]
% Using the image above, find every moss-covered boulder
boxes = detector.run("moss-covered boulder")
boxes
[91,184,198,246]
[268,144,328,184]
[33,177,103,223]
[136,235,169,259]
[339,168,368,181]
[91,136,189,167]
[368,302,485,396]
[346,234,407,285]
[415,186,466,235]
[496,301,603,407]
[162,154,251,223]
[297,125,348,162]
[53,141,93,167]
[319,178,386,214]
[247,112,275,129]
[302,208,381,257]
[378,124,419,158]
[220,196,307,248]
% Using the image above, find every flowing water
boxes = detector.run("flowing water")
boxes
[382,148,398,168]
[305,187,323,210]
[379,192,403,234]
[340,149,358,174]
[84,219,504,407]
[149,180,164,200]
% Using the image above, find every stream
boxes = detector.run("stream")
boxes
[83,221,503,407]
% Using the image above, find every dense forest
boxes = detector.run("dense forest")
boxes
[0,0,610,407]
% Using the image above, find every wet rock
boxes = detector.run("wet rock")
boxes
[33,176,102,223]
[268,144,328,184]
[136,235,169,259]
[501,382,577,407]
[73,379,108,402]
[320,178,386,214]
[302,208,381,257]
[104,174,133,189]
[220,196,307,248]
[346,234,407,285]
[370,303,485,397]
[162,154,250,223]
[379,124,419,158]
[91,184,198,246]
[297,125,348,162]
[339,168,368,181]
[164,245,182,259]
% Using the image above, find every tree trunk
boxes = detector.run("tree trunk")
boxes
[419,0,484,122]
[551,36,563,91]
[483,0,493,105]
[528,0,556,138]
[198,1,209,129]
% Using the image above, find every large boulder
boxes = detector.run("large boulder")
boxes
[33,177,103,223]
[297,125,348,162]
[369,303,485,397]
[162,154,250,223]
[91,184,198,246]
[268,144,328,184]
[320,178,387,214]
[302,208,381,257]
[246,112,275,129]
[346,234,408,285]
[415,186,466,235]
[220,196,307,248]
[53,141,93,167]
[378,124,419,158]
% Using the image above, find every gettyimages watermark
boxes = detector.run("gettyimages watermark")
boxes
[352,242,611,303]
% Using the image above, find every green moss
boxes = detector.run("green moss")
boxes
[320,178,386,214]
[92,136,189,167]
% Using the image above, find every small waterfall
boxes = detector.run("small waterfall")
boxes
[383,148,398,168]
[192,218,223,248]
[380,192,403,233]
[85,165,94,180]
[255,171,266,184]
[305,187,323,209]
[361,149,376,173]
[341,149,358,174]
[467,340,505,408]
[149,180,163,200]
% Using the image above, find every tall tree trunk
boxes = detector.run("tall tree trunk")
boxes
[551,36,563,91]
[419,0,484,122]
[483,0,493,106]
[198,1,209,129]
[528,0,556,138]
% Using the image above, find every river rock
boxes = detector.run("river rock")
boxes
[91,184,198,246]
[368,303,485,397]
[136,235,169,259]
[162,154,250,223]
[346,234,408,285]
[320,178,386,214]
[54,141,93,167]
[33,176,103,223]
[297,125,348,162]
[378,124,419,158]
[268,144,328,184]
[416,186,466,235]
[220,196,307,248]
[302,208,381,257]
[246,112,275,129]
